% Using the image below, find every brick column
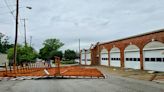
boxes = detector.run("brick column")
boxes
[85,50,87,65]
[120,49,125,68]
[139,48,144,70]
[108,50,110,66]
[79,50,81,65]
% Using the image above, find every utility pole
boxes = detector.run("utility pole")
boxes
[30,36,32,47]
[21,18,27,47]
[13,0,19,74]
[79,39,80,64]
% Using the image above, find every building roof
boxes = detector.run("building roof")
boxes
[100,28,164,45]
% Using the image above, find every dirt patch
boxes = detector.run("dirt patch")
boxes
[90,66,164,82]
[0,66,104,79]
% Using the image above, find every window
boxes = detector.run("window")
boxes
[126,58,129,61]
[130,58,132,61]
[106,58,108,60]
[137,58,140,61]
[145,58,149,61]
[111,58,120,61]
[156,58,162,62]
[150,58,155,62]
[134,58,136,61]
[87,59,91,61]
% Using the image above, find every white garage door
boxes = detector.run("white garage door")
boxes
[124,45,140,69]
[110,47,121,67]
[143,41,164,72]
[81,50,86,65]
[100,49,109,66]
[86,50,91,65]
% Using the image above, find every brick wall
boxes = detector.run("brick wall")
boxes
[91,29,164,70]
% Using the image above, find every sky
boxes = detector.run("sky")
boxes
[0,0,164,52]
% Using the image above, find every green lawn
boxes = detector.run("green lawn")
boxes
[61,60,78,64]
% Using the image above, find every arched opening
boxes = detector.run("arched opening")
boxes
[124,45,140,69]
[100,48,109,66]
[110,47,121,67]
[81,50,86,65]
[86,50,91,65]
[143,41,164,72]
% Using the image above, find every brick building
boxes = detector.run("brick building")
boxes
[80,29,164,72]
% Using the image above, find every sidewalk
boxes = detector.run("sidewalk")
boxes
[88,66,164,84]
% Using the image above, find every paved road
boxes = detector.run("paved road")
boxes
[0,68,164,92]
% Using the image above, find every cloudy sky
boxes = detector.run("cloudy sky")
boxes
[0,0,164,52]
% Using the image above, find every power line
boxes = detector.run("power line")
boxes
[0,11,11,15]
[3,0,15,19]
[0,4,16,8]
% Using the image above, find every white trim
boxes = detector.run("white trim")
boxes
[124,49,140,52]
[110,51,120,53]
[143,47,164,51]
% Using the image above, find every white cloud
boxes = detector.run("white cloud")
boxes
[0,0,164,52]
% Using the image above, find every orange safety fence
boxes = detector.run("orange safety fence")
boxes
[0,66,105,78]
[0,57,105,78]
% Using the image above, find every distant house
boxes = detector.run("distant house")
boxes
[0,54,8,67]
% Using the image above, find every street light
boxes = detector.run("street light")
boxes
[26,6,32,10]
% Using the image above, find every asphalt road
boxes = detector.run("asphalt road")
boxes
[0,67,164,92]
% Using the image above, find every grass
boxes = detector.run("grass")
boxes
[61,60,78,64]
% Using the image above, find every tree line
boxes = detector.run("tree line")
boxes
[0,32,78,65]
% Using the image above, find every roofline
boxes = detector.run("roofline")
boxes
[100,28,164,45]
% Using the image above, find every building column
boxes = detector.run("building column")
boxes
[79,50,82,65]
[85,50,87,65]
[120,49,125,68]
[139,48,144,70]
[108,50,110,66]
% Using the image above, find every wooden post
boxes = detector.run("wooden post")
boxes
[17,65,19,73]
[5,63,7,75]
[55,56,60,75]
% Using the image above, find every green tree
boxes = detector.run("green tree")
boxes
[49,50,63,60]
[0,33,13,53]
[7,45,38,65]
[39,38,64,60]
[64,49,76,60]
